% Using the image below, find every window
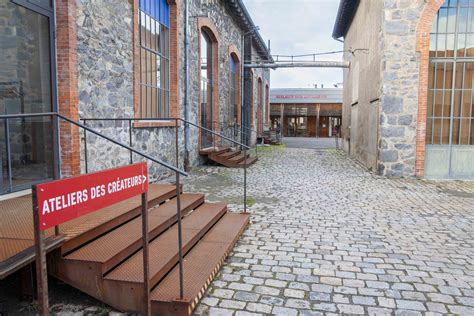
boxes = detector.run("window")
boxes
[139,0,169,118]
[427,0,474,145]
[200,31,214,147]
[230,55,238,124]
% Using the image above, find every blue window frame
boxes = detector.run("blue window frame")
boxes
[139,0,170,118]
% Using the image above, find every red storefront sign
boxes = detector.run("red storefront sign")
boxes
[36,162,148,231]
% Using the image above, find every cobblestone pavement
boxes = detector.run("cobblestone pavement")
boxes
[282,137,340,149]
[182,146,474,315]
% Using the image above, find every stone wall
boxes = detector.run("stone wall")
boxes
[76,0,270,179]
[76,0,181,181]
[378,0,425,176]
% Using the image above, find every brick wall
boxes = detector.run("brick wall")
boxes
[414,0,445,177]
[56,0,80,177]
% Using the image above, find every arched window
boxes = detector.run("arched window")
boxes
[139,0,170,118]
[230,54,239,125]
[201,30,214,147]
[427,0,474,146]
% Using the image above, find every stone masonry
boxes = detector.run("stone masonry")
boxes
[378,0,426,177]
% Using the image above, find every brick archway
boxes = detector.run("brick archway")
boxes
[415,0,445,177]
[229,45,242,125]
[198,17,220,138]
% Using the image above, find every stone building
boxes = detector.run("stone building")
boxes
[333,0,474,179]
[270,88,342,138]
[0,0,271,194]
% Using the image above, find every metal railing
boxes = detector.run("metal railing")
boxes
[79,117,250,213]
[211,121,260,158]
[0,112,189,303]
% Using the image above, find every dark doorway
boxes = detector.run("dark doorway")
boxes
[0,0,57,194]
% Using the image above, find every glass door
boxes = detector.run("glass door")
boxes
[0,0,57,193]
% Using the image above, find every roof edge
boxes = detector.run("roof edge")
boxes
[332,0,360,39]
[227,0,274,63]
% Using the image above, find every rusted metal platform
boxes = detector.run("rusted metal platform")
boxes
[200,146,258,168]
[0,184,177,279]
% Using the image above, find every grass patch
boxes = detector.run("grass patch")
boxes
[246,196,256,207]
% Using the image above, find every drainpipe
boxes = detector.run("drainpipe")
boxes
[240,34,245,146]
[184,0,190,171]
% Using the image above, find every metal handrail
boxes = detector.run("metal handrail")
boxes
[211,121,260,157]
[79,117,251,213]
[0,112,188,302]
[0,113,187,176]
[81,117,251,150]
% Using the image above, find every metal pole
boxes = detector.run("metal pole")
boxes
[5,118,13,192]
[184,0,190,171]
[244,147,247,213]
[83,120,88,174]
[129,119,133,164]
[32,185,49,316]
[175,120,184,299]
[141,192,151,316]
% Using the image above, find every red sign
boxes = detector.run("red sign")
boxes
[36,163,148,231]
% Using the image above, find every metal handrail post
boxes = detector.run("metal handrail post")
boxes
[129,119,133,164]
[244,147,247,213]
[5,118,13,192]
[83,119,88,174]
[175,119,184,299]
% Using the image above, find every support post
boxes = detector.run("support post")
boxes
[141,192,151,316]
[32,185,49,316]
[175,119,184,299]
[129,119,133,164]
[83,120,88,174]
[244,147,247,213]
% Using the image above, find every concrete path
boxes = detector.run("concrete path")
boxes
[185,146,474,315]
[282,137,341,150]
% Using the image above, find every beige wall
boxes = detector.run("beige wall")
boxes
[341,0,383,170]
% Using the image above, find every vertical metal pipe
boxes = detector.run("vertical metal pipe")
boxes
[175,120,184,299]
[244,147,247,213]
[141,192,151,316]
[83,120,88,174]
[129,119,133,164]
[184,0,190,171]
[5,118,12,192]
[32,185,50,316]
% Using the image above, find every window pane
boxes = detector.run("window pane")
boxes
[441,118,451,144]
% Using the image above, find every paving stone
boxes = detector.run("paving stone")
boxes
[234,291,259,302]
[283,289,305,299]
[246,302,272,314]
[312,303,337,312]
[337,304,365,314]
[309,292,331,302]
[254,286,280,296]
[272,306,298,316]
[259,295,284,306]
[396,300,426,311]
[285,299,310,309]
[426,302,448,314]
[219,300,246,309]
[352,295,377,306]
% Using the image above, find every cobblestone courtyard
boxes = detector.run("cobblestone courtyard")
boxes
[184,146,474,315]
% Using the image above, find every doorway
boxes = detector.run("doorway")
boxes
[0,0,57,194]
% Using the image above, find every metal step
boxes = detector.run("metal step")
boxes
[63,194,204,274]
[237,156,258,168]
[150,212,250,316]
[94,203,227,312]
[217,150,240,159]
[199,146,230,156]
[60,184,179,254]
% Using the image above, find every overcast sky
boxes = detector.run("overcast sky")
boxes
[242,0,343,89]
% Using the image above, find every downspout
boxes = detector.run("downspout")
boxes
[240,34,245,146]
[184,0,190,171]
